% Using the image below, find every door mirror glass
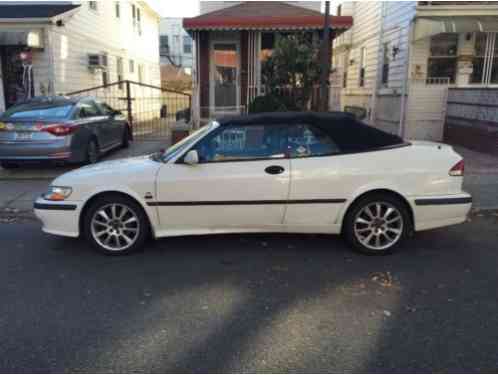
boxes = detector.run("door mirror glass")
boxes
[184,150,199,165]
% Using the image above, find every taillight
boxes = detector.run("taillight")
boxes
[449,159,464,176]
[43,124,75,136]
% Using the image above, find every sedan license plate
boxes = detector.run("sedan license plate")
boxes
[14,132,33,141]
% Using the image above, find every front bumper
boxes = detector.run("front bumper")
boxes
[410,193,472,232]
[34,198,82,238]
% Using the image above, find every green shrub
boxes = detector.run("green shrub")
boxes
[248,94,299,113]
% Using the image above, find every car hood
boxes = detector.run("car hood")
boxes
[53,155,162,186]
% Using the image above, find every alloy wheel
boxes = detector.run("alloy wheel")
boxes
[353,202,404,251]
[90,203,140,252]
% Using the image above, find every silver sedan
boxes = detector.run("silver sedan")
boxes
[0,96,131,169]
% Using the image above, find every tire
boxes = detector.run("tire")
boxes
[343,193,411,255]
[0,162,20,169]
[85,138,100,165]
[121,126,131,148]
[83,194,150,255]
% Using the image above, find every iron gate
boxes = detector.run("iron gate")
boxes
[66,80,191,141]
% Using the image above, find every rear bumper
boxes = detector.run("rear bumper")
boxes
[34,198,82,238]
[410,193,472,231]
[0,139,75,162]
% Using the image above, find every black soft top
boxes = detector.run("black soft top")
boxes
[216,112,404,153]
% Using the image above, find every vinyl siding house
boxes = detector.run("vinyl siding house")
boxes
[333,1,498,155]
[0,1,161,113]
[183,1,353,125]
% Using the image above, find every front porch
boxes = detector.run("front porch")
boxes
[183,2,352,126]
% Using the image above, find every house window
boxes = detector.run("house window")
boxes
[471,32,498,85]
[115,1,120,18]
[89,1,98,11]
[117,57,124,89]
[183,36,192,54]
[359,47,366,87]
[260,32,275,61]
[160,35,169,55]
[343,52,349,88]
[137,7,142,35]
[382,42,390,86]
[138,64,144,83]
[129,59,135,74]
[102,71,108,86]
[131,4,142,35]
[428,33,458,83]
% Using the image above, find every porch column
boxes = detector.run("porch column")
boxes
[199,31,210,120]
[240,31,248,112]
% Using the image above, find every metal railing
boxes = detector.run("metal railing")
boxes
[66,80,191,141]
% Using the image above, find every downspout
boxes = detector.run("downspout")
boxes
[371,1,387,126]
[399,18,414,138]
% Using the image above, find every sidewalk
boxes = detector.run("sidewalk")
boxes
[454,146,498,210]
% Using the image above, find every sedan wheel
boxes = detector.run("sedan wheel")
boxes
[83,195,149,255]
[344,194,410,255]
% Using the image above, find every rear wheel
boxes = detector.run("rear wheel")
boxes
[343,193,411,255]
[0,162,20,169]
[83,194,149,255]
[85,139,100,164]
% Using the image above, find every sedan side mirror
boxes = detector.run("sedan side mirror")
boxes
[184,150,199,165]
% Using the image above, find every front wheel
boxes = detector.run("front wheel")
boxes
[343,193,411,255]
[83,194,150,255]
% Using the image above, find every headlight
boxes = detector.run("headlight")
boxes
[43,186,73,201]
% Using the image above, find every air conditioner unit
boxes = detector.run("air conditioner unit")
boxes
[88,53,108,71]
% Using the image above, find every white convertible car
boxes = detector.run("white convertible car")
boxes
[34,112,472,255]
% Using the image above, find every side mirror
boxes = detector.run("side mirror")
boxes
[183,150,199,165]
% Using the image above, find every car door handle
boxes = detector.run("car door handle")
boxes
[265,165,285,175]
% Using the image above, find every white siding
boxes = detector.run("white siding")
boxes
[49,0,160,94]
[382,2,416,90]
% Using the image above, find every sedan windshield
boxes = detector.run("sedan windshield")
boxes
[2,103,73,120]
[160,122,217,162]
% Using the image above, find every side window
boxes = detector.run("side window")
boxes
[77,100,101,119]
[287,124,341,158]
[195,125,286,163]
[96,102,116,116]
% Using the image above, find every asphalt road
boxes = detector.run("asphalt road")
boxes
[1,214,498,373]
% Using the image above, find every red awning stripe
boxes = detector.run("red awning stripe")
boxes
[184,16,353,31]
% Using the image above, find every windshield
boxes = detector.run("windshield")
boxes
[2,103,74,120]
[160,122,217,162]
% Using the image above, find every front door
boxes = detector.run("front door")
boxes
[210,41,240,116]
[155,123,289,233]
